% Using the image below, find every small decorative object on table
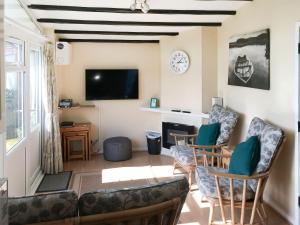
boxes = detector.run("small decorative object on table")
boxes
[150,98,159,108]
[0,178,8,225]
[59,99,73,108]
[212,97,223,107]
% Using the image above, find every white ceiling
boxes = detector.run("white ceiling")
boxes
[22,0,252,42]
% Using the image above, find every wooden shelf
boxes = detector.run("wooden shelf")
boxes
[140,107,209,119]
[58,104,96,110]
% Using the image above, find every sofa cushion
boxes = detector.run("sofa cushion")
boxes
[78,176,189,218]
[208,105,239,145]
[246,117,284,174]
[8,190,78,225]
[195,123,220,148]
[171,145,194,166]
[229,136,260,176]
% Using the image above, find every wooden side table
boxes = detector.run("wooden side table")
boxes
[60,123,91,161]
[221,146,234,169]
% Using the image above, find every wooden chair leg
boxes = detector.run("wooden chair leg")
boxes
[188,170,192,190]
[173,161,177,174]
[256,207,265,225]
[215,176,226,224]
[250,179,262,224]
[208,202,215,225]
[240,180,247,225]
[229,179,235,225]
[260,203,267,219]
[260,203,268,225]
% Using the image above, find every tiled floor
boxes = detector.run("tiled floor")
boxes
[64,152,290,225]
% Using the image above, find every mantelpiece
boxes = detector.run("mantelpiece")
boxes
[140,107,209,119]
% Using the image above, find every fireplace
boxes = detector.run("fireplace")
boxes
[162,122,195,149]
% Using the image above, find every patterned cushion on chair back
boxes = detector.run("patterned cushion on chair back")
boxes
[78,176,189,224]
[246,117,284,174]
[8,190,78,225]
[208,104,239,145]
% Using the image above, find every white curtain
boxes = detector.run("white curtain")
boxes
[41,43,63,174]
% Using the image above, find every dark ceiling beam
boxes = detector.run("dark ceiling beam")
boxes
[55,30,179,36]
[38,19,222,26]
[29,5,236,15]
[58,39,160,43]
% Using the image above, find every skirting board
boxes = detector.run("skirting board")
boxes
[265,198,293,224]
[29,168,44,195]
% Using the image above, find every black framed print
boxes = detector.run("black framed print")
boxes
[228,29,270,90]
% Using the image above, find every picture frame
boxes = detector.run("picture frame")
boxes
[150,98,159,108]
[228,29,270,90]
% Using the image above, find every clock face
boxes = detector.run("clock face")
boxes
[169,50,190,74]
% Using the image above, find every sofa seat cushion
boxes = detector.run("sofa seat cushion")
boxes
[8,191,78,225]
[171,145,194,166]
[195,166,255,201]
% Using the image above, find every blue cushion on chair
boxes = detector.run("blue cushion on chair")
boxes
[195,123,220,150]
[229,136,260,176]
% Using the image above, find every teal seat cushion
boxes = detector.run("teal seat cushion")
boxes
[195,123,220,151]
[229,136,260,176]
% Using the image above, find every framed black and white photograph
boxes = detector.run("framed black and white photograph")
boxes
[228,29,270,90]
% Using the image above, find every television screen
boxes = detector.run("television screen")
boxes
[85,69,139,100]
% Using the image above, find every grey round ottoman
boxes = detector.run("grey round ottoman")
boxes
[103,137,132,161]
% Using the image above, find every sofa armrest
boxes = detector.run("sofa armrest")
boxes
[8,190,78,225]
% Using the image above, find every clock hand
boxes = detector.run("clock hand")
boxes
[177,58,184,64]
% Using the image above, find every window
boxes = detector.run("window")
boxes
[5,38,25,152]
[5,71,24,151]
[5,40,24,65]
[30,49,41,129]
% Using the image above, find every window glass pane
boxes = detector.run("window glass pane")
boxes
[5,40,23,65]
[30,49,41,129]
[5,71,24,151]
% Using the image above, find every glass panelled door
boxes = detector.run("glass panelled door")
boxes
[26,47,42,194]
[4,38,27,196]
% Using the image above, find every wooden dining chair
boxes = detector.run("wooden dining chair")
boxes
[193,117,285,225]
[170,104,239,189]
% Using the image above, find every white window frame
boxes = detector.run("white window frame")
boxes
[29,46,42,131]
[5,37,26,153]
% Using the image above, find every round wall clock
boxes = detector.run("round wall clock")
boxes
[169,50,190,74]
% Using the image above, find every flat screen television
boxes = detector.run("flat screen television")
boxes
[85,69,139,100]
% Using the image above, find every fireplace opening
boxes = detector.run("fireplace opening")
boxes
[162,122,195,149]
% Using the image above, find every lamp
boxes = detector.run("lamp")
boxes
[130,0,150,14]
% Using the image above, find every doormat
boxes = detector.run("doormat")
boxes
[36,171,72,193]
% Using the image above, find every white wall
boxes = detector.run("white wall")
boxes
[159,28,217,128]
[217,0,300,222]
[160,28,217,114]
[57,42,161,151]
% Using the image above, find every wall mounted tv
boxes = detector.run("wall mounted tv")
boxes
[85,69,139,100]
